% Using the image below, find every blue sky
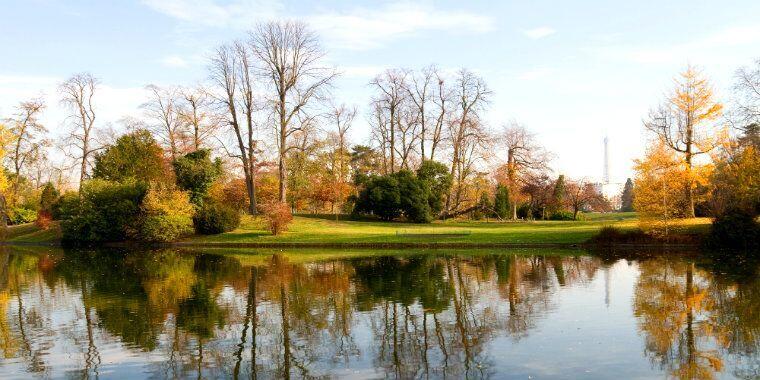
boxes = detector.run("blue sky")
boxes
[2,0,760,183]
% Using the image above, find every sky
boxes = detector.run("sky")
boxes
[2,0,760,185]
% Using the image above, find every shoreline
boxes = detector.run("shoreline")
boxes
[1,240,702,250]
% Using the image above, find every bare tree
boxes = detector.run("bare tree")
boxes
[370,69,408,173]
[210,42,259,215]
[5,98,48,197]
[444,69,491,216]
[143,84,187,159]
[59,73,98,190]
[178,86,219,151]
[500,122,551,219]
[644,66,722,217]
[249,20,338,203]
[329,103,356,182]
[328,103,356,219]
[408,66,435,161]
[732,59,760,131]
[430,69,452,161]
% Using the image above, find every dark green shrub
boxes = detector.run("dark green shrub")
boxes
[51,191,79,220]
[549,210,575,221]
[353,168,443,223]
[194,200,241,235]
[397,170,433,223]
[416,160,453,216]
[494,185,510,219]
[707,208,760,250]
[353,175,402,221]
[61,179,148,243]
[173,149,222,206]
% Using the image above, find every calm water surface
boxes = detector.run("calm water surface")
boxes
[0,247,758,379]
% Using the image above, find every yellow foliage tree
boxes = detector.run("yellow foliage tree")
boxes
[0,123,11,239]
[633,142,693,236]
[644,66,723,217]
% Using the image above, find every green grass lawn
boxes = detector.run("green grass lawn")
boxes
[3,222,61,244]
[2,213,711,246]
[183,212,711,245]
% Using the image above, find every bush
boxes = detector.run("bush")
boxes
[61,179,148,243]
[588,226,650,244]
[136,185,195,242]
[353,167,447,223]
[194,200,241,235]
[549,210,576,221]
[51,191,79,220]
[8,207,38,224]
[261,201,292,235]
[707,208,760,250]
[353,175,402,221]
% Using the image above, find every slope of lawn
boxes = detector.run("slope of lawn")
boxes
[3,222,62,244]
[183,212,711,245]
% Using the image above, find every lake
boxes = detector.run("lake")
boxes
[0,247,757,379]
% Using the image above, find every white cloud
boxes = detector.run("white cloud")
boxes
[142,0,495,50]
[140,0,282,28]
[588,25,760,65]
[160,55,189,68]
[308,3,495,50]
[522,27,555,40]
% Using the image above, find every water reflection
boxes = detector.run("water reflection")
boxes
[0,247,757,379]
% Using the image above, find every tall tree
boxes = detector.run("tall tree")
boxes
[178,86,218,151]
[409,66,435,161]
[249,20,337,203]
[633,142,691,235]
[328,104,356,217]
[210,42,259,215]
[644,66,723,217]
[142,84,186,160]
[430,69,452,161]
[59,72,98,190]
[499,123,551,219]
[620,178,635,212]
[5,98,48,199]
[732,59,760,130]
[370,69,409,173]
[445,69,491,216]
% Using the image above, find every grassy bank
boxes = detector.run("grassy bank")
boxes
[182,212,710,245]
[1,213,712,247]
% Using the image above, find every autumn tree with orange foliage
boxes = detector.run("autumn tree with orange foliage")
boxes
[644,66,723,217]
[633,142,694,235]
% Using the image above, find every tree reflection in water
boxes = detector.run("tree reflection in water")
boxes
[0,247,757,379]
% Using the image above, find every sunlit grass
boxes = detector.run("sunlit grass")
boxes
[184,212,711,245]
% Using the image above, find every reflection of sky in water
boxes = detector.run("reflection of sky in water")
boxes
[0,249,757,379]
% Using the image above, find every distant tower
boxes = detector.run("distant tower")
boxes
[603,136,610,184]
